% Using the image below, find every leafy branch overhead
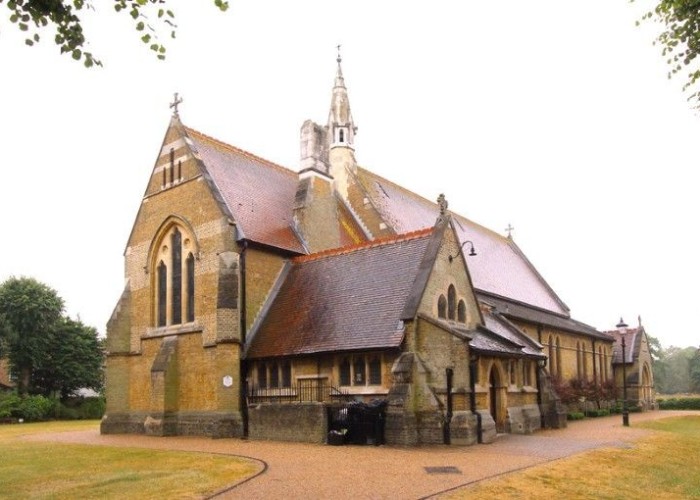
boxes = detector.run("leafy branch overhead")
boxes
[641,0,700,106]
[3,0,229,68]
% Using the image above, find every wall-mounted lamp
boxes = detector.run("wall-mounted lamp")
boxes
[448,240,477,262]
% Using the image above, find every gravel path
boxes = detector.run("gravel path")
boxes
[30,410,697,499]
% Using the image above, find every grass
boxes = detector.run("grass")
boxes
[448,415,700,499]
[0,420,260,499]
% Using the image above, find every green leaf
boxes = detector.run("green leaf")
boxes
[136,21,145,31]
[72,49,82,60]
[141,34,151,43]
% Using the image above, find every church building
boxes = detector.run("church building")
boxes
[101,54,651,445]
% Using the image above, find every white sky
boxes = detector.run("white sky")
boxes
[1,1,698,348]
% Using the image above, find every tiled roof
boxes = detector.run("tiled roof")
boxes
[478,293,611,341]
[605,327,643,364]
[245,230,434,358]
[355,167,570,315]
[482,312,543,357]
[185,127,307,254]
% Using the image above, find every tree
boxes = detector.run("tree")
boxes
[689,347,700,393]
[641,1,700,106]
[32,317,104,398]
[0,277,64,394]
[2,0,229,68]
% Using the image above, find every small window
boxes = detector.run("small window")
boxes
[269,362,279,388]
[339,129,345,143]
[340,358,351,386]
[509,360,517,385]
[438,295,447,319]
[457,300,466,323]
[369,357,381,385]
[354,357,366,385]
[171,228,182,325]
[523,360,531,386]
[281,361,292,388]
[257,364,267,389]
[447,285,456,320]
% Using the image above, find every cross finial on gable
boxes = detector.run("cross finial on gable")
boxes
[505,223,515,239]
[170,92,183,118]
[437,193,448,215]
[336,44,342,63]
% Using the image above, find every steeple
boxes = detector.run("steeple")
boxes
[327,45,356,150]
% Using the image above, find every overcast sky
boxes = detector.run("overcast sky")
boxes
[1,1,697,348]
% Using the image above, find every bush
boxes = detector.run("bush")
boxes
[585,408,610,418]
[57,396,106,420]
[567,412,585,421]
[658,398,700,410]
[0,392,55,422]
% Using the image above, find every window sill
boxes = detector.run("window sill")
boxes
[143,322,203,339]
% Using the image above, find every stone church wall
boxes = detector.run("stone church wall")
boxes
[247,403,327,443]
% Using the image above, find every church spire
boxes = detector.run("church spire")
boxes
[327,45,356,150]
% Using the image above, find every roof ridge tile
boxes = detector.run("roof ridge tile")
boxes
[293,227,433,263]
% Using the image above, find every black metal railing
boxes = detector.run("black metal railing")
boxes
[247,379,352,404]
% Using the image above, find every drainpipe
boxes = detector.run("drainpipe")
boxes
[535,357,546,429]
[443,368,453,445]
[469,354,482,443]
[239,239,249,438]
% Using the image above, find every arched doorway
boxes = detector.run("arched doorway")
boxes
[489,364,502,432]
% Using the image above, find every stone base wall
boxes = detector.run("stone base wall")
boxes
[100,411,244,438]
[506,404,542,435]
[477,410,497,443]
[449,410,478,445]
[384,407,418,446]
[247,403,327,443]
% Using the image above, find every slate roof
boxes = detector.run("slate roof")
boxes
[478,293,611,341]
[185,127,307,254]
[482,312,544,357]
[245,229,434,358]
[606,327,643,364]
[354,167,570,315]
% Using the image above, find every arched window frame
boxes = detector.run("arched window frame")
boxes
[148,217,200,328]
[447,284,456,320]
[437,295,447,319]
[457,300,467,323]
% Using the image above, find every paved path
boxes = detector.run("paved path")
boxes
[31,411,697,499]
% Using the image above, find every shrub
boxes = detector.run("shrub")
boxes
[658,398,700,410]
[0,393,55,422]
[567,412,585,421]
[585,408,610,418]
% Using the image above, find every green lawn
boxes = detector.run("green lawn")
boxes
[0,421,259,499]
[450,415,700,499]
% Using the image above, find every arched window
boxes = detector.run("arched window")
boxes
[457,300,467,323]
[576,342,582,379]
[152,222,197,327]
[186,253,195,322]
[548,336,555,376]
[556,337,562,378]
[583,343,588,380]
[447,285,456,320]
[157,261,167,327]
[171,228,182,325]
[437,295,447,319]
